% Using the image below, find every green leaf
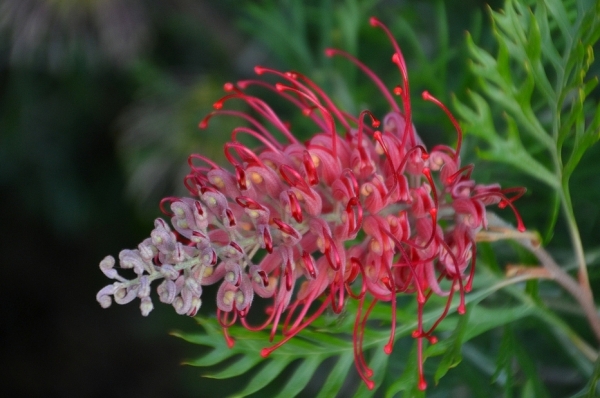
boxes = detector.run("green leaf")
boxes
[385,343,425,398]
[514,340,550,398]
[457,0,600,199]
[452,90,558,188]
[205,355,262,379]
[433,309,469,383]
[491,326,515,391]
[314,355,355,398]
[572,353,600,397]
[183,348,236,367]
[272,357,322,398]
[234,358,293,397]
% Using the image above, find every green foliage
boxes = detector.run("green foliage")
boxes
[454,0,600,239]
[239,0,479,139]
[173,299,391,398]
[571,355,600,397]
[173,267,542,397]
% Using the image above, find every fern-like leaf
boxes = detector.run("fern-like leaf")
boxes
[173,268,539,397]
[455,0,600,190]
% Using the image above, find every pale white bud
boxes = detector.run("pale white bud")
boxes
[140,297,154,316]
[96,284,117,309]
[99,256,118,279]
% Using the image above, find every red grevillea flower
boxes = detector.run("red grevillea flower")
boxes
[96,17,525,390]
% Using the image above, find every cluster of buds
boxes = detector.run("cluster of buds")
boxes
[97,17,524,390]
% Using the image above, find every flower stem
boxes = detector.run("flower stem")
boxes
[478,217,600,344]
[522,239,600,343]
[560,180,591,292]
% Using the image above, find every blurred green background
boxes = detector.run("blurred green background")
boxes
[2,0,597,397]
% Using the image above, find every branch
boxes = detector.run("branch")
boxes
[479,214,600,344]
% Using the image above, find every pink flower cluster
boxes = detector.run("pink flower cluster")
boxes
[96,18,524,390]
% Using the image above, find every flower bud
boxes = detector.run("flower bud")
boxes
[99,256,118,279]
[140,297,154,316]
[119,250,147,275]
[114,284,139,305]
[138,238,157,261]
[96,284,117,308]
[157,280,177,304]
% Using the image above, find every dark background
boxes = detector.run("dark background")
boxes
[0,1,246,396]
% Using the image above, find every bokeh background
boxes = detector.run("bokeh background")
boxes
[2,0,598,397]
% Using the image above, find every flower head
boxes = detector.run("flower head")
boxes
[97,17,525,390]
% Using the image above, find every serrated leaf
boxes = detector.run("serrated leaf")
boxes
[452,91,558,187]
[175,260,553,397]
[458,0,600,200]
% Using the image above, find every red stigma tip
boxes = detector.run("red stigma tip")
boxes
[384,343,393,355]
[198,120,208,129]
[393,85,403,95]
[366,380,375,390]
[324,48,335,57]
[213,101,223,110]
[372,120,381,128]
[223,82,234,91]
[275,83,285,92]
[418,378,427,391]
[422,90,431,100]
[458,303,466,315]
[369,17,379,26]
[391,53,400,65]
[260,348,271,358]
[254,66,265,75]
[465,281,473,293]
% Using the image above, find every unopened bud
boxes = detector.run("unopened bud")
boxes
[140,297,154,316]
[99,256,118,279]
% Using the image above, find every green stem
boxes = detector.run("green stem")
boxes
[516,233,600,343]
[483,214,600,344]
[561,178,591,291]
